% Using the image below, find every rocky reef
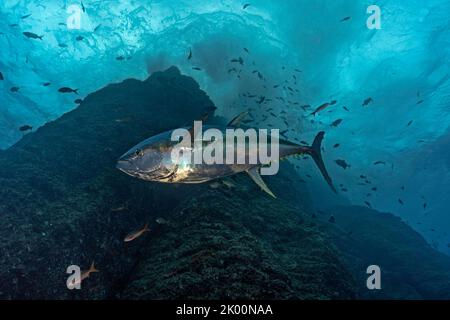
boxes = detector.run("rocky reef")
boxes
[321,206,450,299]
[0,67,449,299]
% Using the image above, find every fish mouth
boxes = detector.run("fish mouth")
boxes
[116,159,137,173]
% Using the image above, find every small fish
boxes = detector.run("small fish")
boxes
[81,1,86,12]
[58,87,78,94]
[330,119,343,127]
[364,201,372,208]
[192,67,202,71]
[0,71,3,80]
[222,180,236,188]
[111,206,127,212]
[333,143,340,148]
[423,202,427,210]
[341,188,348,192]
[10,24,19,27]
[243,3,251,9]
[42,82,51,87]
[398,199,404,205]
[310,102,330,116]
[209,181,221,189]
[58,22,67,26]
[416,100,424,105]
[407,120,413,127]
[362,97,373,106]
[10,86,20,92]
[58,43,68,48]
[67,262,98,289]
[21,14,32,19]
[335,159,350,170]
[156,218,168,225]
[230,57,244,65]
[187,48,192,60]
[23,32,43,40]
[257,96,266,104]
[243,48,249,53]
[340,16,351,22]
[116,55,125,61]
[343,106,349,112]
[76,35,84,41]
[372,187,377,191]
[328,215,336,223]
[94,24,102,32]
[373,161,386,165]
[115,117,133,123]
[124,223,150,242]
[74,99,83,104]
[400,186,405,190]
[19,125,32,132]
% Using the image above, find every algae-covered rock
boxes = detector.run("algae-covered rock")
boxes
[0,67,212,299]
[120,184,355,299]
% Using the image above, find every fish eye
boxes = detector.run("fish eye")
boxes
[135,148,144,157]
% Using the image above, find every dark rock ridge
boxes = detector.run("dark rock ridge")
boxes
[0,66,212,299]
[321,206,450,299]
[0,66,449,299]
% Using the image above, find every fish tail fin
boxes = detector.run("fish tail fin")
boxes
[74,89,79,94]
[39,35,44,40]
[301,131,337,193]
[89,261,99,273]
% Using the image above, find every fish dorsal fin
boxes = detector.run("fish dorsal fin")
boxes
[227,111,249,127]
[188,108,215,141]
[247,167,276,198]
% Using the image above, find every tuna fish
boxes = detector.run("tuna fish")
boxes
[117,112,337,197]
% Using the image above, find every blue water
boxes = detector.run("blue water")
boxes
[1,0,449,253]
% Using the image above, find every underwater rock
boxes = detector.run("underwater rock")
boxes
[119,187,355,299]
[0,67,214,299]
[321,206,450,299]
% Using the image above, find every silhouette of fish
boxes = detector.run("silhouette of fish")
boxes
[310,102,330,116]
[19,125,32,132]
[330,119,343,127]
[23,32,43,40]
[58,87,78,94]
[362,98,373,106]
[335,159,350,169]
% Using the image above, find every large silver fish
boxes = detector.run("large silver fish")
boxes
[116,112,336,197]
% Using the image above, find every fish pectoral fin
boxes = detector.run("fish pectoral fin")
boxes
[227,111,249,127]
[247,167,276,198]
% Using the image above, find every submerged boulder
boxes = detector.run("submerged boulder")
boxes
[321,206,450,299]
[119,186,355,299]
[0,67,213,299]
